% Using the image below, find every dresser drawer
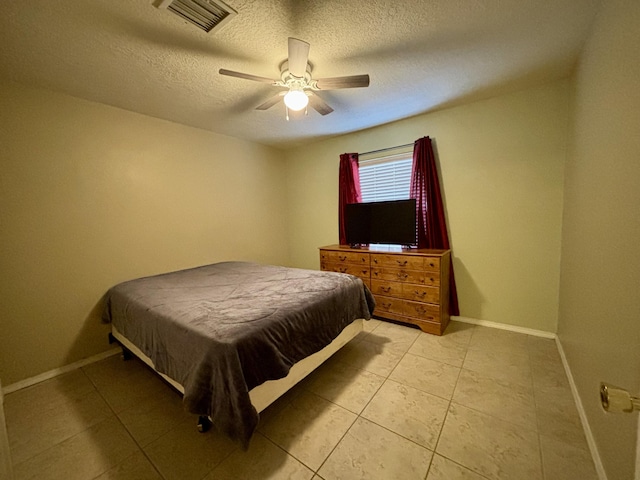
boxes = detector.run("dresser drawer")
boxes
[372,295,404,316]
[321,262,370,279]
[370,280,402,297]
[320,250,370,265]
[371,267,430,285]
[423,257,440,272]
[370,254,424,270]
[401,284,440,304]
[403,300,440,323]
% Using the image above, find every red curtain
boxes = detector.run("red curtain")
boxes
[338,153,362,245]
[410,137,460,316]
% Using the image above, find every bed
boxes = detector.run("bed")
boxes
[101,261,375,447]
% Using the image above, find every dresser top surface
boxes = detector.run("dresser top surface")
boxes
[320,244,450,257]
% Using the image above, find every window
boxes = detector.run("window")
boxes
[358,150,414,247]
[359,152,413,202]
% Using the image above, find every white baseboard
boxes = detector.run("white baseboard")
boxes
[555,337,608,480]
[2,348,120,395]
[452,315,556,339]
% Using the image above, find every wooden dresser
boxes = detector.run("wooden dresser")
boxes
[320,244,451,335]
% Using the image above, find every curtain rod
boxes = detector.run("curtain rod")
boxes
[359,142,414,157]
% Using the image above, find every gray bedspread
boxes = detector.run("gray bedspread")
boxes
[102,261,375,447]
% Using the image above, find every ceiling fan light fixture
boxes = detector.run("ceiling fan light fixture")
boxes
[283,87,309,111]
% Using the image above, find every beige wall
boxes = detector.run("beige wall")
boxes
[0,81,289,385]
[285,81,569,332]
[558,0,640,478]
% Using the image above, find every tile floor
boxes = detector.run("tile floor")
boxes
[4,320,599,480]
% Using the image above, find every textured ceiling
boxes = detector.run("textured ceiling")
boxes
[0,0,600,149]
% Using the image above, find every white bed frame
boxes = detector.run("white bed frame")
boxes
[110,318,363,413]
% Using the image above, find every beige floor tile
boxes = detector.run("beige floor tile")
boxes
[331,338,405,377]
[469,327,531,354]
[427,454,490,480]
[436,403,543,480]
[531,359,571,391]
[389,353,460,400]
[4,370,96,420]
[361,379,449,449]
[364,321,421,352]
[117,387,192,446]
[463,347,532,388]
[259,391,357,471]
[408,331,469,367]
[527,336,562,363]
[205,433,314,480]
[536,404,588,447]
[350,329,372,344]
[94,451,163,479]
[143,417,237,480]
[304,359,385,414]
[83,356,174,413]
[534,381,581,421]
[318,417,432,480]
[363,318,383,333]
[452,369,537,430]
[12,417,139,480]
[8,388,114,464]
[540,435,599,480]
[529,356,588,447]
[441,321,477,345]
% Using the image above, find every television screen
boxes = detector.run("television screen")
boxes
[345,199,417,246]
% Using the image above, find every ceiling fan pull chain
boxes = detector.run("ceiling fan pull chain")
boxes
[285,106,290,121]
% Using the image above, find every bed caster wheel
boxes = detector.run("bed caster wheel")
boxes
[197,416,212,433]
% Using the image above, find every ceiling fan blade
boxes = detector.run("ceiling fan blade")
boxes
[308,92,334,116]
[219,69,277,84]
[256,92,285,110]
[315,74,370,90]
[288,38,310,78]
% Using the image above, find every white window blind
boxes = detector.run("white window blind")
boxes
[359,154,413,202]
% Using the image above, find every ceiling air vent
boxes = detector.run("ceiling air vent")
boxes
[154,0,237,33]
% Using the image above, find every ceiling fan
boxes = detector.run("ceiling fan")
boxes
[219,38,370,119]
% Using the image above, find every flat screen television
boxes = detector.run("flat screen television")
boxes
[345,199,417,247]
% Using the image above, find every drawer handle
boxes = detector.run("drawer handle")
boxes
[361,270,368,275]
[373,258,379,264]
[382,302,392,309]
[397,260,408,266]
[428,262,435,268]
[381,286,391,293]
[414,291,427,298]
[339,255,347,261]
[415,306,427,314]
[339,267,348,273]
[397,273,409,280]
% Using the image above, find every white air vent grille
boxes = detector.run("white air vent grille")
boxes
[154,0,237,33]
